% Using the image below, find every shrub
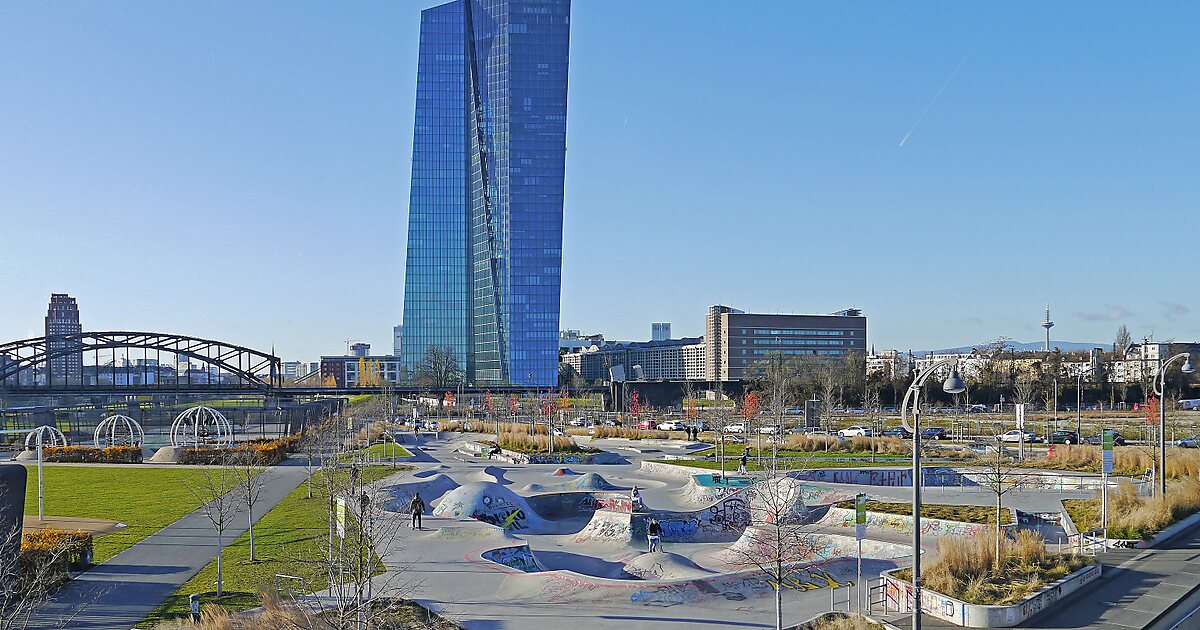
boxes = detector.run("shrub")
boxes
[42,445,142,464]
[20,528,94,589]
[179,436,293,466]
[896,529,1093,605]
[1064,476,1200,540]
[779,435,908,455]
[493,428,587,454]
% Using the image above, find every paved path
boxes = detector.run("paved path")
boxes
[30,462,310,630]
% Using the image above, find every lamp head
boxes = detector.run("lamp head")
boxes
[1183,357,1196,374]
[943,370,967,395]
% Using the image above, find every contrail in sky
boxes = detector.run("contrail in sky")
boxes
[899,15,999,147]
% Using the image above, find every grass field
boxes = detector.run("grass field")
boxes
[649,458,901,472]
[23,465,212,563]
[141,465,405,625]
[340,442,414,462]
[834,500,1013,524]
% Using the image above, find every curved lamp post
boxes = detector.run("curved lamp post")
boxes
[900,359,966,630]
[1151,353,1195,497]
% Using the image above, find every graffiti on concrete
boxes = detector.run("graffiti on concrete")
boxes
[482,545,540,573]
[824,507,986,539]
[579,496,634,513]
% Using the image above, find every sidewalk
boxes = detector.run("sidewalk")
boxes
[29,463,309,630]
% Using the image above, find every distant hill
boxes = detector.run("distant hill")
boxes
[918,341,1109,356]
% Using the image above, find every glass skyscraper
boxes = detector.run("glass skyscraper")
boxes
[401,0,570,387]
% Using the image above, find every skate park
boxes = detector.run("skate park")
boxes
[372,431,1134,629]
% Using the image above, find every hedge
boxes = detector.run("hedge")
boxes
[42,446,143,464]
[179,434,299,466]
[20,528,94,588]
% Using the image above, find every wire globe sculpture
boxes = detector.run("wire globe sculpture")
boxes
[171,406,233,448]
[25,425,67,449]
[94,414,145,448]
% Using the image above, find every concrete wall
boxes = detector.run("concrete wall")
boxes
[880,563,1102,627]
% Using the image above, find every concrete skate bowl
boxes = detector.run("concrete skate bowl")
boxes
[522,472,623,494]
[573,490,753,546]
[433,482,554,533]
[468,465,512,485]
[492,553,870,607]
[381,473,459,514]
[714,527,911,568]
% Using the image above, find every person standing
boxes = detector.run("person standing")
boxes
[189,594,201,622]
[647,518,663,552]
[631,486,644,512]
[409,492,426,530]
[738,450,748,474]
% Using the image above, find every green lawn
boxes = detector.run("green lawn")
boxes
[23,465,212,563]
[834,500,1013,524]
[651,458,902,472]
[141,465,406,625]
[341,442,414,462]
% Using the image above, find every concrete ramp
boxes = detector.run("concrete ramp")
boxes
[563,472,621,491]
[623,552,714,580]
[469,466,511,485]
[552,467,579,476]
[717,528,910,567]
[573,509,635,545]
[813,506,988,540]
[382,474,459,514]
[433,481,551,533]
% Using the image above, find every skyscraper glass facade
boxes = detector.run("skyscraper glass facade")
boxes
[401,0,570,387]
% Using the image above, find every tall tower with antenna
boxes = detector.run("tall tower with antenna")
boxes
[1041,305,1054,352]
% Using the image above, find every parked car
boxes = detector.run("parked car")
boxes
[1179,435,1200,448]
[998,430,1039,443]
[1084,431,1127,446]
[921,427,948,440]
[758,425,781,434]
[635,419,653,430]
[657,421,685,431]
[967,404,988,413]
[725,423,747,433]
[568,417,588,427]
[880,426,913,439]
[690,422,711,432]
[838,425,873,438]
[1047,430,1079,445]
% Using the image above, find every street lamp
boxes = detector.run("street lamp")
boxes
[1152,353,1195,497]
[900,359,966,630]
[1076,366,1095,440]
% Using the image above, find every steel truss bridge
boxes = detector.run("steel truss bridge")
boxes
[0,331,281,396]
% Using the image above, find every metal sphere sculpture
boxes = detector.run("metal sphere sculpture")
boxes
[94,414,145,448]
[25,425,67,449]
[171,406,233,448]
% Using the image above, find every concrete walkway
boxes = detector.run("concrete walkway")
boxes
[30,462,310,630]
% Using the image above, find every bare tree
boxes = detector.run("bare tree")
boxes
[233,453,273,562]
[1114,325,1133,357]
[1013,374,1036,407]
[414,345,464,390]
[972,428,1027,566]
[189,459,239,597]
[722,475,821,630]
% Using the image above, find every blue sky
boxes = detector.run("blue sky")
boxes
[1,1,1196,362]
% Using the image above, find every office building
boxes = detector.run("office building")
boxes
[562,337,706,383]
[320,354,405,388]
[400,0,572,388]
[45,293,82,384]
[706,306,867,381]
[651,323,671,342]
[393,325,403,356]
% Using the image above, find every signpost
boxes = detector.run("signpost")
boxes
[1102,428,1113,546]
[856,492,867,610]
[1015,404,1026,461]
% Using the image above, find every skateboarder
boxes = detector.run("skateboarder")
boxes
[631,486,644,512]
[409,492,425,530]
[738,450,748,474]
[647,518,662,552]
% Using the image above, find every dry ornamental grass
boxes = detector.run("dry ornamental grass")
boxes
[1065,476,1200,540]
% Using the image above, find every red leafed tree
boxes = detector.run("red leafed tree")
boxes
[485,390,495,415]
[630,391,642,417]
[1146,396,1160,425]
[742,392,761,420]
[508,395,519,416]
[686,398,698,420]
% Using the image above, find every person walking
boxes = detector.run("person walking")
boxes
[409,492,426,530]
[647,518,662,552]
[738,450,748,474]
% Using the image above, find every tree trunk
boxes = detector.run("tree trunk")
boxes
[216,530,223,597]
[775,585,783,630]
[248,504,256,561]
[995,493,1003,569]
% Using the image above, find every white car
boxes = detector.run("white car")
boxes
[998,430,1038,443]
[758,425,780,434]
[568,417,588,427]
[838,425,873,438]
[657,421,685,431]
[725,423,747,433]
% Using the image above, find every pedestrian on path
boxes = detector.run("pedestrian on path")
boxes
[738,450,748,474]
[410,492,426,530]
[647,518,662,552]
